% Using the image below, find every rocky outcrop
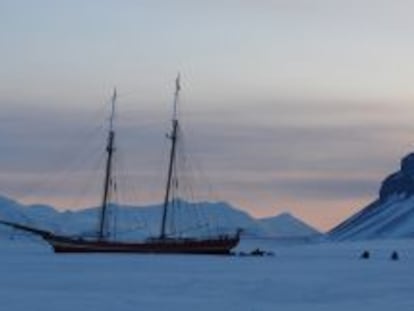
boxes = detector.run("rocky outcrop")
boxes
[380,153,414,200]
[330,153,414,240]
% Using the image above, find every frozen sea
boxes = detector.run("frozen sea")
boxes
[0,237,413,311]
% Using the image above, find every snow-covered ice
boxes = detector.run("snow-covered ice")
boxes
[0,238,413,311]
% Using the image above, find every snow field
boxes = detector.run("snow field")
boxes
[0,238,413,311]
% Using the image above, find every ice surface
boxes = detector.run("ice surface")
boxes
[0,238,413,311]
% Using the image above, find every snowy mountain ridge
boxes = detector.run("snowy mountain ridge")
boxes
[258,212,319,238]
[0,195,320,240]
[330,153,414,240]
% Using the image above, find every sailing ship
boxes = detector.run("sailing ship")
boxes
[0,76,241,254]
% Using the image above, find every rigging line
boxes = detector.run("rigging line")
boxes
[2,149,102,234]
[112,223,148,236]
[116,102,167,236]
[172,144,183,236]
[178,123,226,235]
[111,146,146,238]
[16,122,107,208]
[109,160,119,240]
[69,149,107,211]
[175,144,194,233]
[6,104,111,235]
[112,144,126,209]
[105,89,149,238]
[168,168,177,236]
[160,73,182,238]
[119,152,153,238]
[97,88,117,240]
[167,122,190,233]
[114,142,151,234]
[19,140,104,205]
[183,143,208,235]
[177,112,216,201]
[182,125,216,200]
[9,96,107,204]
[173,223,210,237]
[176,130,208,234]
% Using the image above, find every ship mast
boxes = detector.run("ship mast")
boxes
[98,88,117,240]
[160,74,181,239]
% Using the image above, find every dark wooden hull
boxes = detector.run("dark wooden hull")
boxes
[45,235,239,254]
[0,220,240,255]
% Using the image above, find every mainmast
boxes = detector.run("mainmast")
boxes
[98,88,117,240]
[160,74,181,239]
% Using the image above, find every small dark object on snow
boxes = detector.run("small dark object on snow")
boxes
[360,250,370,259]
[250,248,265,256]
[390,251,399,261]
[238,249,274,257]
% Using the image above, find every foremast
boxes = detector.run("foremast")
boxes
[160,75,181,239]
[98,88,117,240]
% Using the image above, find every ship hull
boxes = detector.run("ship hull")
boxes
[0,220,241,255]
[45,235,239,254]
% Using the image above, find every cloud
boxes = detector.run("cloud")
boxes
[1,97,412,231]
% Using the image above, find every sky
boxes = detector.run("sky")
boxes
[1,0,414,231]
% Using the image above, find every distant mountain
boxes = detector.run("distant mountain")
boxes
[0,195,319,240]
[258,213,320,238]
[330,153,414,240]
